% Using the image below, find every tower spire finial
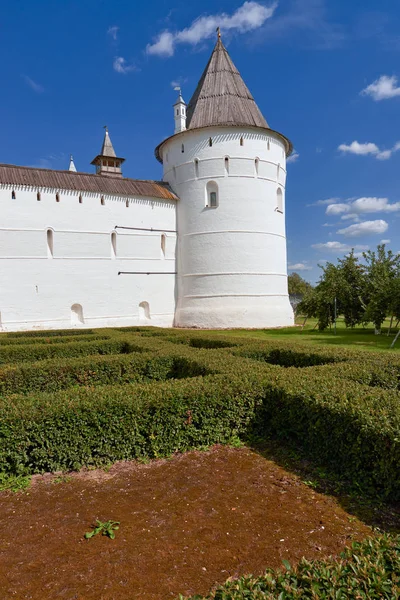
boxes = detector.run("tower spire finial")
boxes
[216,26,221,39]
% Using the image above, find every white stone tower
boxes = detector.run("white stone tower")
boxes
[155,32,294,328]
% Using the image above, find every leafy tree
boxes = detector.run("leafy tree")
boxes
[288,272,313,296]
[362,245,400,333]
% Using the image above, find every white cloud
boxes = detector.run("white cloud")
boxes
[361,75,400,101]
[23,75,44,93]
[107,26,119,40]
[288,263,312,271]
[338,140,400,160]
[326,197,400,217]
[113,57,137,74]
[337,219,388,238]
[146,1,277,57]
[380,239,391,244]
[312,241,369,252]
[340,213,360,222]
[307,197,340,207]
[287,151,299,164]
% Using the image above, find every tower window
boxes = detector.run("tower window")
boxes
[209,137,212,147]
[240,136,244,146]
[276,188,283,213]
[176,109,179,115]
[101,196,105,206]
[224,157,229,175]
[181,144,184,153]
[255,158,259,176]
[194,158,199,178]
[267,140,270,151]
[47,229,54,258]
[206,181,218,208]
[56,193,60,202]
[126,199,129,208]
[11,190,16,199]
[79,194,83,204]
[161,233,166,257]
[37,191,41,201]
[277,163,281,180]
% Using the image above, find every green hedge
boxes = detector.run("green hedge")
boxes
[0,330,399,500]
[3,328,95,338]
[179,534,400,599]
[0,334,109,347]
[0,338,143,365]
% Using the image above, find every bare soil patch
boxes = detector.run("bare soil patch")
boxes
[0,446,371,600]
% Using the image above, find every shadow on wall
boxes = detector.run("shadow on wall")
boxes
[139,301,151,321]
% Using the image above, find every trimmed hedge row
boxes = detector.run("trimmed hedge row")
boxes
[179,534,400,599]
[4,328,95,338]
[0,334,109,347]
[0,352,213,395]
[0,330,399,500]
[0,338,143,365]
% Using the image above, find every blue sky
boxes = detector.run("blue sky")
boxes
[1,0,400,283]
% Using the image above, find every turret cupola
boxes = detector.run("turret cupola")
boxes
[91,126,125,178]
[173,88,187,134]
[68,154,77,172]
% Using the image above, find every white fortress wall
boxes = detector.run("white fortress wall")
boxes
[0,185,176,331]
[162,126,294,328]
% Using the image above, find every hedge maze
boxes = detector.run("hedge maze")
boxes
[0,326,399,503]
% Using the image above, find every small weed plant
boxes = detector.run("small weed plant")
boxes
[84,520,120,540]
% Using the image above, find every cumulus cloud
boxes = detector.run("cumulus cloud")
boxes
[361,75,400,101]
[337,220,388,238]
[338,140,400,160]
[146,1,277,57]
[287,263,312,271]
[312,241,369,252]
[380,239,391,244]
[287,151,299,164]
[113,57,137,74]
[23,75,44,93]
[307,197,340,207]
[107,26,119,40]
[326,197,400,216]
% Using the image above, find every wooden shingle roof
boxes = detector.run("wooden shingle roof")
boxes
[186,37,269,130]
[0,164,178,200]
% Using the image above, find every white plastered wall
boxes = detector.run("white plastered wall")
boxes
[0,185,176,331]
[161,126,294,328]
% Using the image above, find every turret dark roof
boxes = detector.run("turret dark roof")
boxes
[186,37,269,130]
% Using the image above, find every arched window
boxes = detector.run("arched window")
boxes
[101,196,105,206]
[181,144,184,153]
[71,303,84,325]
[56,193,60,202]
[240,136,244,146]
[111,231,117,258]
[11,190,16,199]
[139,301,151,320]
[194,158,199,178]
[37,191,41,201]
[126,199,129,208]
[209,137,213,147]
[161,233,166,257]
[46,229,54,258]
[267,140,270,151]
[206,181,218,208]
[276,188,283,213]
[79,194,83,204]
[224,157,229,175]
[255,158,259,176]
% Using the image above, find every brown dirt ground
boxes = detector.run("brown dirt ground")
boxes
[0,446,372,600]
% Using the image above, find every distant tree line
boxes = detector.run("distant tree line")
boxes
[295,244,400,333]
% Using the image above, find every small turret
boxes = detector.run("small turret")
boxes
[173,88,186,134]
[91,126,125,178]
[68,155,77,172]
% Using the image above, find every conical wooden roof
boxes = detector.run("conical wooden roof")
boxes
[186,37,269,130]
[100,128,117,158]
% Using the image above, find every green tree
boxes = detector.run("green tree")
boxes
[288,272,313,296]
[362,244,400,333]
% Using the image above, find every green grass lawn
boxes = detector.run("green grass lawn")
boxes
[202,317,400,352]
